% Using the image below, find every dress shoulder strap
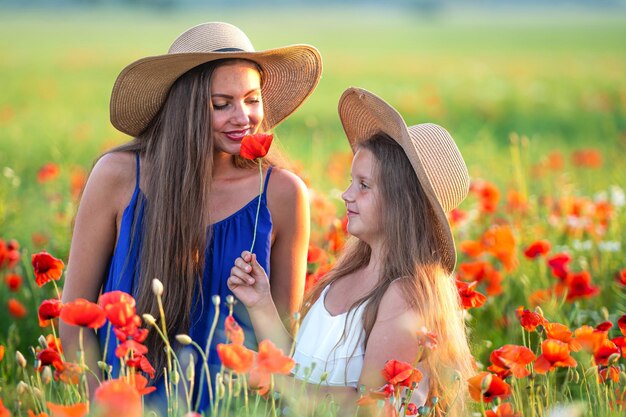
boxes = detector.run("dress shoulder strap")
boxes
[134,152,141,190]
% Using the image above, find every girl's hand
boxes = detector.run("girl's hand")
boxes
[227,251,271,308]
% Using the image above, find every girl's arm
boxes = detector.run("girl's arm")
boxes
[358,280,425,391]
[60,152,136,396]
[265,168,310,327]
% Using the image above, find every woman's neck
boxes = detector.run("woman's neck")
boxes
[212,151,235,178]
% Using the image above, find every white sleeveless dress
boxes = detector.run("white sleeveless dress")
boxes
[292,285,429,407]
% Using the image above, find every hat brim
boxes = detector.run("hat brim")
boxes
[110,45,322,137]
[338,87,458,274]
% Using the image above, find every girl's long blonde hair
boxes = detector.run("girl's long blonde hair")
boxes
[302,133,473,416]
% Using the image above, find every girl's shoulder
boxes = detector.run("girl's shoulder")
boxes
[376,278,422,324]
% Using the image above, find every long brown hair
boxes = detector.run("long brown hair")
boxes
[107,59,272,379]
[302,133,473,416]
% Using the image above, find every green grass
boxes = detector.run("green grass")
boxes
[0,6,625,253]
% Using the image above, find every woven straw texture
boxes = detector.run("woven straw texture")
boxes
[110,22,322,137]
[338,87,470,273]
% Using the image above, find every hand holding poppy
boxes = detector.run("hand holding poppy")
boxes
[227,251,271,309]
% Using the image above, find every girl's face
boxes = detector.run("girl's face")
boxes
[342,149,382,245]
[210,61,264,155]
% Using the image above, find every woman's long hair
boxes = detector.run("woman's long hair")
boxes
[107,59,272,379]
[302,133,473,416]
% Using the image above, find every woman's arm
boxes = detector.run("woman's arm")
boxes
[60,152,136,396]
[265,168,310,327]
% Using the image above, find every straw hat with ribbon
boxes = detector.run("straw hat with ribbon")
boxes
[110,22,322,137]
[338,87,469,274]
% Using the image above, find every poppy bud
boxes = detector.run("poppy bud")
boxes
[16,350,27,368]
[480,373,493,393]
[142,314,156,326]
[176,334,193,345]
[186,356,195,382]
[152,278,164,297]
[42,366,52,384]
[431,396,439,405]
[534,306,544,317]
[608,353,621,365]
[226,295,234,305]
[38,335,48,349]
[171,368,180,384]
[17,380,29,395]
[319,372,328,383]
[215,373,225,400]
[418,406,431,415]
[32,387,42,398]
[212,295,221,306]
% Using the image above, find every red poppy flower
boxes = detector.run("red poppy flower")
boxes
[382,359,422,387]
[5,273,22,291]
[126,354,155,378]
[468,372,511,403]
[593,339,620,366]
[458,261,503,296]
[574,325,606,353]
[534,339,577,374]
[256,339,294,375]
[46,402,88,417]
[36,348,62,369]
[239,133,273,160]
[39,299,63,322]
[8,298,27,318]
[248,364,271,396]
[480,225,517,272]
[598,365,620,384]
[225,315,244,345]
[406,403,418,416]
[617,269,626,286]
[113,320,147,343]
[0,238,20,269]
[459,240,484,258]
[523,240,551,259]
[99,291,137,328]
[54,361,83,385]
[32,251,65,287]
[571,149,602,168]
[0,399,9,417]
[596,321,613,332]
[488,345,535,379]
[46,334,63,353]
[470,180,501,213]
[619,314,626,336]
[416,327,438,351]
[485,402,520,417]
[456,280,487,309]
[515,306,546,332]
[132,374,157,396]
[563,271,600,301]
[94,379,142,417]
[37,162,60,183]
[60,299,106,329]
[0,345,5,363]
[546,252,571,280]
[115,339,148,359]
[217,343,254,373]
[544,322,581,351]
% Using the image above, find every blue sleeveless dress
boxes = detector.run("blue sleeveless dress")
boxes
[99,153,273,411]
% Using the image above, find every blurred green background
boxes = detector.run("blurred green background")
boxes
[1,4,625,256]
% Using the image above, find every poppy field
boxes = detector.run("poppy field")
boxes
[1,7,626,417]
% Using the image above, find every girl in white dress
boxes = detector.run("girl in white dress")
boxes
[228,87,474,416]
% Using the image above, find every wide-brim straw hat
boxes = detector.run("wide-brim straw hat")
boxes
[110,22,322,137]
[338,87,469,274]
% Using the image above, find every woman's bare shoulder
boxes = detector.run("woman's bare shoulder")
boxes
[376,279,422,325]
[266,167,308,201]
[84,151,138,209]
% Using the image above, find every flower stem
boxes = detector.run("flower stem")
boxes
[249,159,264,254]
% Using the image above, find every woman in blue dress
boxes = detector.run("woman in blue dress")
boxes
[59,22,321,410]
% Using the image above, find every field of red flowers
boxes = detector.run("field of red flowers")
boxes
[1,7,625,417]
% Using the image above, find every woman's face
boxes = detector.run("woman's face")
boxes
[341,148,382,245]
[210,60,264,155]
